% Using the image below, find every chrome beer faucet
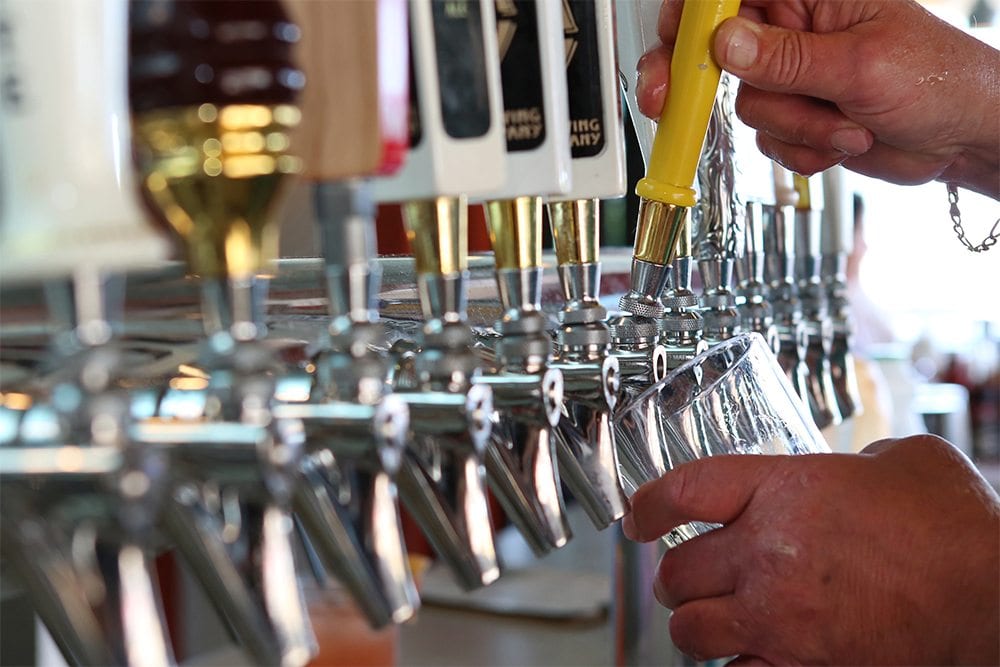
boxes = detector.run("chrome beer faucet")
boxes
[792,174,842,429]
[0,1,173,663]
[394,197,500,588]
[821,167,863,420]
[128,2,318,663]
[475,0,576,555]
[765,166,812,411]
[281,0,419,628]
[373,0,505,590]
[547,199,628,530]
[479,198,572,555]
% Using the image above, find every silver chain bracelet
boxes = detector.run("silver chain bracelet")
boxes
[947,183,1000,253]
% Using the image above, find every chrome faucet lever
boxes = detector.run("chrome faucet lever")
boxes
[395,382,500,589]
[137,358,317,667]
[0,504,114,667]
[546,199,628,530]
[275,396,419,628]
[0,422,173,667]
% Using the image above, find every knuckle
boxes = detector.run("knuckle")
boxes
[768,30,812,88]
[665,462,701,512]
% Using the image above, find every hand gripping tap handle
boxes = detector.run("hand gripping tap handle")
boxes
[632,0,741,271]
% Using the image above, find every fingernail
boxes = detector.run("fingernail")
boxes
[830,127,872,156]
[721,20,760,70]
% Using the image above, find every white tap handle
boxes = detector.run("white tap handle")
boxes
[0,0,168,283]
[479,0,572,200]
[374,0,507,201]
[731,114,775,205]
[613,0,661,167]
[552,0,626,201]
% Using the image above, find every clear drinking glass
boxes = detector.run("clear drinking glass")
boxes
[614,333,829,545]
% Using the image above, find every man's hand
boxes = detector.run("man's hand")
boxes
[622,435,1000,664]
[636,0,999,198]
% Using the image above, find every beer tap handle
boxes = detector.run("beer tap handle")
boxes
[129,0,304,340]
[767,163,799,286]
[549,198,604,312]
[632,0,741,271]
[374,0,507,203]
[285,0,407,326]
[0,0,168,285]
[485,0,573,200]
[793,173,824,282]
[616,0,741,317]
[402,196,471,324]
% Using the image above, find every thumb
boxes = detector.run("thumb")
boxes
[622,455,783,542]
[713,16,858,102]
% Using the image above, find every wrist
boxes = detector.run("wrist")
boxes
[941,34,999,199]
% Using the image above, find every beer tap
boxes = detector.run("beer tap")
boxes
[544,0,629,531]
[767,164,812,411]
[610,0,737,491]
[476,0,573,555]
[619,0,739,361]
[611,5,739,666]
[128,2,318,664]
[694,74,742,346]
[0,0,173,663]
[278,0,419,628]
[793,173,842,429]
[614,0,740,375]
[374,0,505,590]
[821,167,864,420]
[733,116,780,349]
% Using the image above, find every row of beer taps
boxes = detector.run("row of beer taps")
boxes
[0,0,864,665]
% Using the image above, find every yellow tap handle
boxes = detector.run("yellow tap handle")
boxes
[793,173,811,210]
[635,0,741,208]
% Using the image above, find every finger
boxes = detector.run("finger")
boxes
[622,455,781,542]
[669,595,756,662]
[713,16,860,102]
[636,45,671,119]
[860,437,899,456]
[654,527,738,609]
[840,141,954,186]
[660,1,767,45]
[735,84,873,156]
[657,0,683,45]
[755,133,848,177]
